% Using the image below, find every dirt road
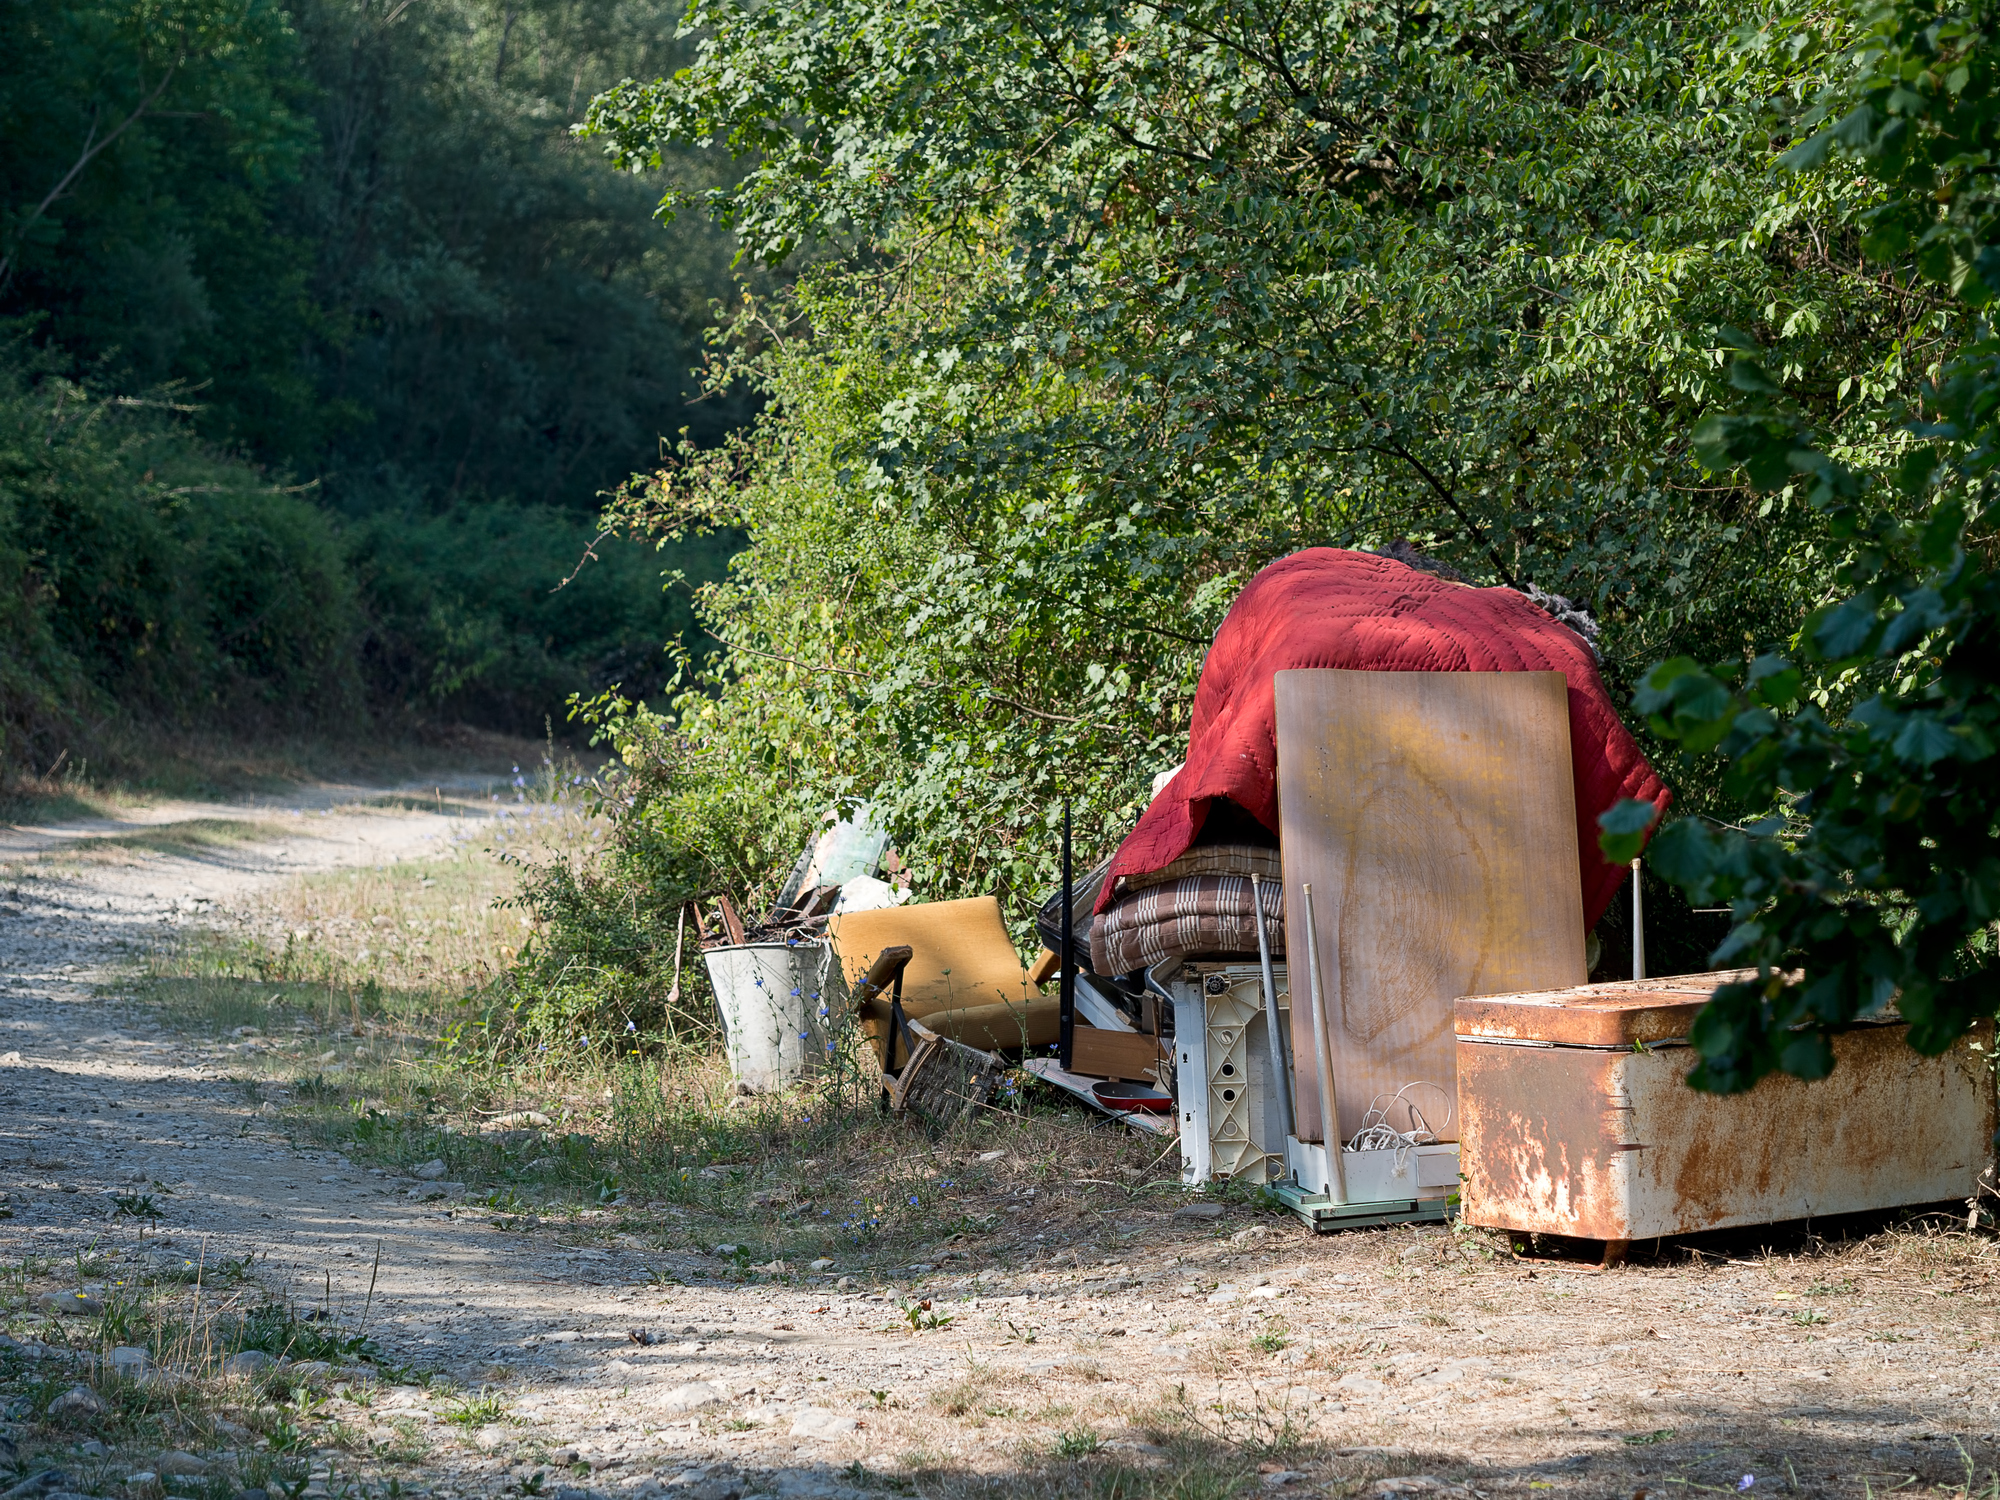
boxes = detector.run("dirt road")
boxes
[1,786,1996,1500]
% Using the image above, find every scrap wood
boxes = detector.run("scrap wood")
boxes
[699,884,845,949]
[1069,1026,1168,1082]
[849,945,916,1019]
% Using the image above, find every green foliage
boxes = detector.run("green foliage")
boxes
[0,0,755,765]
[0,0,316,399]
[565,0,1961,940]
[3,0,751,507]
[442,1388,507,1428]
[347,505,736,724]
[0,360,363,771]
[236,1301,383,1365]
[278,0,758,509]
[499,689,821,1044]
[1598,0,2000,1093]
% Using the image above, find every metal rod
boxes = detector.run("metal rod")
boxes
[1058,802,1076,1071]
[1300,882,1347,1205]
[1248,873,1295,1138]
[1631,858,1646,981]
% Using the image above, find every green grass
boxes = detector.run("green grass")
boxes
[1054,1426,1103,1458]
[443,1388,508,1428]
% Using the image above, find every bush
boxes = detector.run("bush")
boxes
[497,700,818,1051]
[0,361,364,775]
[345,502,736,734]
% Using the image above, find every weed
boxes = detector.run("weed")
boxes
[1249,1331,1289,1354]
[899,1297,954,1332]
[1161,1382,1306,1459]
[934,1374,986,1417]
[1792,1308,1828,1326]
[111,1193,161,1225]
[293,1073,341,1102]
[443,1388,507,1428]
[238,1303,382,1365]
[1054,1426,1103,1458]
[1623,1429,1676,1445]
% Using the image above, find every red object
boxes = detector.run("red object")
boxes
[1096,549,1670,930]
[1091,1080,1174,1114]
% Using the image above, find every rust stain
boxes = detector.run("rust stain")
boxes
[1458,1010,1996,1241]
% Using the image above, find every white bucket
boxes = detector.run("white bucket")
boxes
[703,940,839,1090]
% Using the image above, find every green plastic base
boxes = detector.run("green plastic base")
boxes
[1272,1179,1453,1233]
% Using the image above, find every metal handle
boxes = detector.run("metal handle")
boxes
[1631,858,1646,981]
[1300,882,1347,1205]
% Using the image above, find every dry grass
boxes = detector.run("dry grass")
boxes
[0,1242,428,1496]
[227,849,531,991]
[129,794,1199,1270]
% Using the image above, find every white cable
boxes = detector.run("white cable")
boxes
[1345,1081,1454,1170]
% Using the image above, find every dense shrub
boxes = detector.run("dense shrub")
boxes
[0,364,362,772]
[498,702,819,1049]
[347,504,736,730]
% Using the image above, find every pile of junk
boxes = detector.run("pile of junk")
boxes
[698,546,1995,1257]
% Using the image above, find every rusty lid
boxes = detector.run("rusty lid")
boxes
[1453,970,1760,1047]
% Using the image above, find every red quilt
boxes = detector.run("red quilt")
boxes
[1096,549,1669,930]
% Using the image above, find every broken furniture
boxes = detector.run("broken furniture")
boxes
[870,947,1006,1127]
[1090,865,1285,975]
[881,1016,1005,1126]
[829,896,1058,1060]
[1092,547,1670,955]
[1077,546,1672,1222]
[1456,973,1997,1255]
[1271,668,1590,1230]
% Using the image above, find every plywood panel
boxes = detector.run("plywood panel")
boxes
[1275,670,1587,1143]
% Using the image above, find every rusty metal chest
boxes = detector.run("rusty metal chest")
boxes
[1455,973,1995,1243]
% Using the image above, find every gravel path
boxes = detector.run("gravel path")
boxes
[1,787,1997,1500]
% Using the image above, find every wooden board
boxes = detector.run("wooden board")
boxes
[1069,1026,1168,1082]
[1275,670,1587,1143]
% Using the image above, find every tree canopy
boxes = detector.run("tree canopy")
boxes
[572,0,1950,936]
[0,0,751,769]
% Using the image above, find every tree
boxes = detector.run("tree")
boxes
[1599,0,2000,1094]
[575,0,1951,916]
